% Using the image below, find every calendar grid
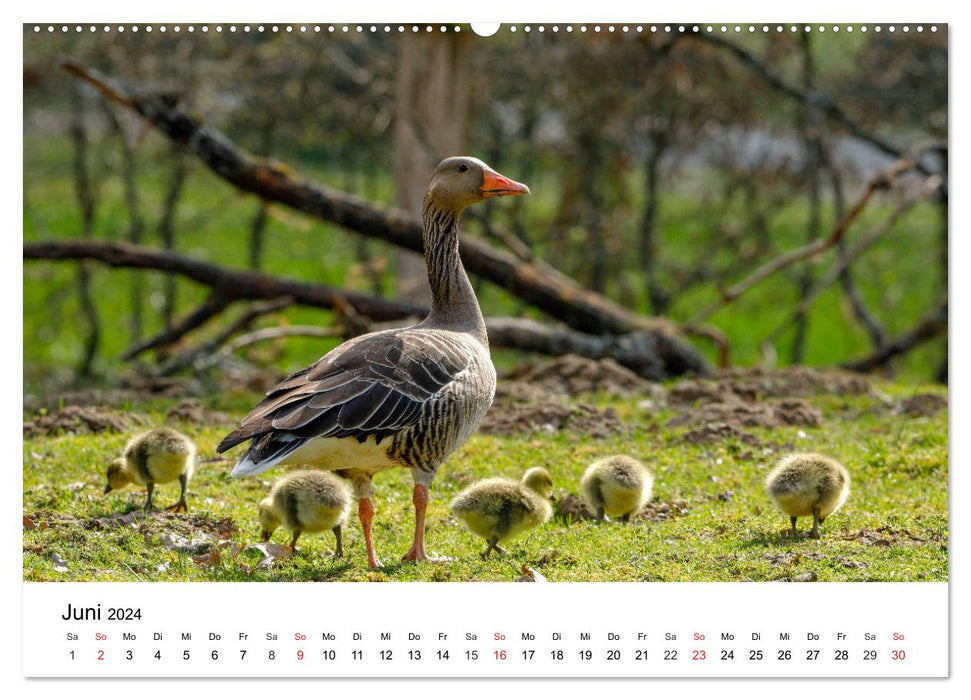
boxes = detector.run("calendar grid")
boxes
[23,582,948,678]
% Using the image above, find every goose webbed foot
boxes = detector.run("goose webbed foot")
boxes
[165,499,188,514]
[810,508,822,539]
[480,537,507,559]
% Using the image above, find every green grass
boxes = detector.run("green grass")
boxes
[22,380,948,582]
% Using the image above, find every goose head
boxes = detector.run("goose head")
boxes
[424,156,529,214]
[521,466,555,501]
[257,497,281,542]
[104,457,131,494]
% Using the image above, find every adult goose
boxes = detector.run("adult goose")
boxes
[217,156,529,567]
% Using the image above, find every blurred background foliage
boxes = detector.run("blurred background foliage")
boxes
[22,24,947,395]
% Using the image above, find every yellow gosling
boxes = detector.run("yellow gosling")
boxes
[259,470,352,555]
[450,467,554,558]
[765,453,850,539]
[104,427,195,512]
[580,455,653,522]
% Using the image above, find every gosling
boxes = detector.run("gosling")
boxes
[450,467,554,559]
[580,455,653,522]
[104,427,195,512]
[258,470,351,555]
[765,453,850,539]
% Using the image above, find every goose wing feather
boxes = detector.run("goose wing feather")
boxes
[217,328,471,465]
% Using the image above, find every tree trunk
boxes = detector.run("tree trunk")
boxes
[393,32,471,304]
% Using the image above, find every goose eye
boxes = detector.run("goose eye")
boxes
[457,163,469,173]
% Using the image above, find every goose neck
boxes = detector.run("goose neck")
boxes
[421,204,487,344]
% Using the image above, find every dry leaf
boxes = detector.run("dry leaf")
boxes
[23,515,36,530]
[158,532,213,555]
[246,542,292,569]
[517,565,547,582]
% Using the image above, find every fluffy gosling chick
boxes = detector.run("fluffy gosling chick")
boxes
[104,427,195,512]
[580,455,653,522]
[450,467,554,559]
[765,453,850,538]
[258,470,352,555]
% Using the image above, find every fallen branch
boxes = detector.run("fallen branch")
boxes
[159,297,294,373]
[25,239,710,379]
[842,298,948,372]
[485,317,709,380]
[691,145,941,325]
[209,325,343,365]
[122,292,231,360]
[24,239,425,322]
[62,61,655,337]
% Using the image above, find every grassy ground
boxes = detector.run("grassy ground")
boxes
[22,377,948,582]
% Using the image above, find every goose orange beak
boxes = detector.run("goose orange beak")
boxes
[481,168,530,197]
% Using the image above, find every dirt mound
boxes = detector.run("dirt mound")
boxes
[668,397,823,430]
[507,354,662,398]
[682,422,762,446]
[554,494,596,522]
[897,393,947,417]
[480,397,627,438]
[23,405,145,438]
[553,495,690,524]
[636,500,691,523]
[167,398,233,426]
[668,367,870,406]
[23,377,203,414]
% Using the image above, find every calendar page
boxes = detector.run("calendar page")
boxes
[21,8,953,687]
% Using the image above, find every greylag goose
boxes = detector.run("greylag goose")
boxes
[580,454,653,522]
[258,470,352,555]
[765,453,850,538]
[450,466,554,558]
[218,157,529,567]
[104,427,195,512]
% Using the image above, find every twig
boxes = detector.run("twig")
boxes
[160,297,294,373]
[680,322,731,368]
[122,293,231,360]
[208,325,343,364]
[842,298,948,372]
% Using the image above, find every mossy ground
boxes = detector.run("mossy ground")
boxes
[22,379,948,583]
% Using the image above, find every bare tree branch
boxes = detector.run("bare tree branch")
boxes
[690,145,941,325]
[691,32,937,175]
[766,175,943,344]
[61,60,657,338]
[842,298,948,372]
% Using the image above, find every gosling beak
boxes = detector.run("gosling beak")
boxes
[103,484,112,495]
[481,167,530,198]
